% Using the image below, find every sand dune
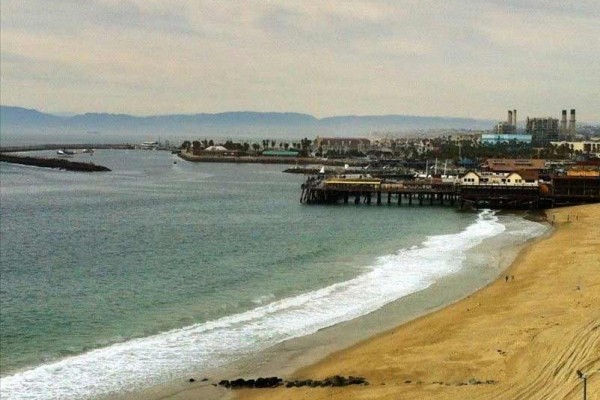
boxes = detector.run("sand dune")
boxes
[238,204,600,400]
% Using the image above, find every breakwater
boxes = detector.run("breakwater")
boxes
[0,153,111,172]
[0,143,135,153]
[178,151,366,166]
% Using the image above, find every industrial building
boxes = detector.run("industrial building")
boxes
[481,109,532,145]
[527,109,576,147]
[527,117,559,147]
[482,108,577,147]
[481,133,532,145]
[559,109,577,138]
[495,109,518,134]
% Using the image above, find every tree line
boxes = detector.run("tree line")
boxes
[180,138,313,157]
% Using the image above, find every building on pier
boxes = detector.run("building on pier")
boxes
[461,171,539,186]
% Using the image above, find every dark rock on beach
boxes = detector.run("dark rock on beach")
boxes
[217,375,367,389]
[217,377,283,389]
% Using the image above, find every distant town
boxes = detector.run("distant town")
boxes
[1,108,599,208]
[176,108,600,167]
[173,108,600,209]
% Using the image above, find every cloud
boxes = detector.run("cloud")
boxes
[1,0,599,121]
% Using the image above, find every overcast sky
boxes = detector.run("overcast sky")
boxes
[1,0,599,121]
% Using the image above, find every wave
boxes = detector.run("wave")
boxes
[0,210,521,399]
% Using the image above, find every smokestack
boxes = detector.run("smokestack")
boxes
[508,110,513,125]
[513,109,517,129]
[569,109,576,134]
[561,110,567,133]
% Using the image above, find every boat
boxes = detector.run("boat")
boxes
[57,149,75,156]
[140,141,159,150]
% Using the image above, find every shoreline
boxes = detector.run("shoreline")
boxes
[178,151,365,166]
[116,210,549,400]
[233,204,600,400]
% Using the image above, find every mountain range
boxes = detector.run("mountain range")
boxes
[1,105,495,140]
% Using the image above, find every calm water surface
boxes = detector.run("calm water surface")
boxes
[0,150,544,399]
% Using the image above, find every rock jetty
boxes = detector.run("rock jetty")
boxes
[0,154,111,172]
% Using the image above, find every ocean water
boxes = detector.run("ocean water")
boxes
[0,150,547,399]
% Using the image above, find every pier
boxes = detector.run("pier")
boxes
[300,176,600,209]
[301,179,459,206]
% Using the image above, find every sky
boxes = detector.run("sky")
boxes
[1,0,599,122]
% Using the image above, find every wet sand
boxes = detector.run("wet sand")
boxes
[233,204,600,400]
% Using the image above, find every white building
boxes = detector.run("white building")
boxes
[460,171,539,186]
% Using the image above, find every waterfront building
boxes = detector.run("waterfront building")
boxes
[460,170,539,186]
[461,171,481,185]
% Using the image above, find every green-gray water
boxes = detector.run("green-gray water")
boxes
[0,150,547,399]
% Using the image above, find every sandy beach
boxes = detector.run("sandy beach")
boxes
[231,204,599,400]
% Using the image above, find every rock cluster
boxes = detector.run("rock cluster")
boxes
[286,375,368,388]
[216,375,368,389]
[218,377,282,389]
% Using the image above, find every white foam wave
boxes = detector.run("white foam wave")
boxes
[1,210,513,399]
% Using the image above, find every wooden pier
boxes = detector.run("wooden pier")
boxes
[301,179,459,207]
[300,176,600,210]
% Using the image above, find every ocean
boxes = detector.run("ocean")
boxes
[0,150,548,399]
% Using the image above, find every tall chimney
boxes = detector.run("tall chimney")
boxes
[561,110,567,133]
[508,110,513,126]
[513,109,517,129]
[569,109,576,134]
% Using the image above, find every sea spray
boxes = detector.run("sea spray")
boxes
[0,210,534,400]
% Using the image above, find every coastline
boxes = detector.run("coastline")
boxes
[230,204,599,400]
[117,210,550,400]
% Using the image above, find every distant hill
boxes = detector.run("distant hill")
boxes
[0,105,494,140]
[0,106,66,126]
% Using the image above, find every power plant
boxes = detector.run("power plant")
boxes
[559,109,577,136]
[486,108,577,147]
[526,116,559,147]
[568,109,576,135]
[494,109,518,134]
